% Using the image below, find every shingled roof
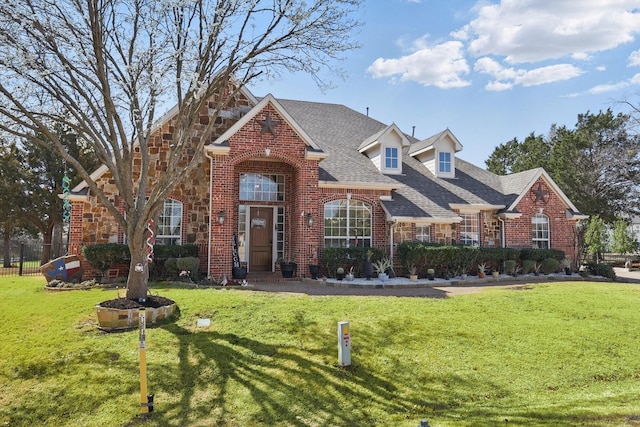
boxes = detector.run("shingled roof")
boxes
[275,97,580,222]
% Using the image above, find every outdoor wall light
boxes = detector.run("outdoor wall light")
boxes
[217,210,226,225]
[307,212,314,228]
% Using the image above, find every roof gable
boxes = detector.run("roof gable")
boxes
[502,168,581,213]
[357,123,410,153]
[408,128,462,157]
[209,94,321,151]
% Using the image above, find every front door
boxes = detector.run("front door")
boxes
[249,207,273,272]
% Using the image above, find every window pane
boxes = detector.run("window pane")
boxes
[239,173,284,201]
[459,212,478,246]
[532,213,550,249]
[439,152,451,173]
[156,199,182,245]
[385,147,398,169]
[324,199,372,248]
[416,225,430,243]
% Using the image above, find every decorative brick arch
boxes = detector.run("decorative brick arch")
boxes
[228,147,307,171]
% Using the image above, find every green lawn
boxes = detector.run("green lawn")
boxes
[1,277,640,426]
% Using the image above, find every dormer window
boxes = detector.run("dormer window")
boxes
[439,152,451,173]
[385,147,398,169]
[358,124,408,175]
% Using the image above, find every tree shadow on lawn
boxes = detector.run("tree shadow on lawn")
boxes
[153,322,431,426]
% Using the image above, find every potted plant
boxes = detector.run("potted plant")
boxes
[373,257,392,282]
[336,267,345,281]
[345,266,355,281]
[308,248,320,279]
[426,268,435,280]
[492,268,500,279]
[278,258,297,278]
[562,258,572,275]
[408,265,418,281]
[362,250,374,280]
[477,263,487,278]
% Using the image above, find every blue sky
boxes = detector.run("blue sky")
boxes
[251,0,640,168]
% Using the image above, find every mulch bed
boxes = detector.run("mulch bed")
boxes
[98,295,175,309]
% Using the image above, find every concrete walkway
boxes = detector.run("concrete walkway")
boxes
[247,267,639,298]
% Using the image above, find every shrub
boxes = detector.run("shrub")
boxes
[540,258,560,274]
[153,244,199,260]
[81,243,129,273]
[176,256,199,272]
[164,258,179,277]
[519,248,565,262]
[504,259,517,274]
[323,247,385,278]
[522,259,536,274]
[177,257,200,280]
[594,263,616,280]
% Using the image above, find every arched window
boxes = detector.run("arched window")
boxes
[532,213,549,249]
[156,199,183,245]
[324,199,372,248]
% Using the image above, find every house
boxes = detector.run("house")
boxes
[67,85,587,279]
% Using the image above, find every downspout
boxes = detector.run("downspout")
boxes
[498,217,506,248]
[205,151,214,278]
[389,219,396,259]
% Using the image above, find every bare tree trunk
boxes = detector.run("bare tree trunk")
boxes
[126,236,149,301]
[41,222,55,265]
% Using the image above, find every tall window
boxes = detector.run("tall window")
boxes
[416,224,431,243]
[239,173,285,201]
[459,212,478,246]
[532,213,550,249]
[156,199,183,245]
[324,199,372,248]
[385,147,398,169]
[439,152,451,173]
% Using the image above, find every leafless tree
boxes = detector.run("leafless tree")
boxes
[0,0,361,299]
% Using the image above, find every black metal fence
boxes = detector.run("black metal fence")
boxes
[0,241,67,277]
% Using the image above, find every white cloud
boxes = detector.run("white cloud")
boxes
[587,81,630,94]
[474,57,582,91]
[367,40,471,89]
[366,1,640,91]
[567,73,640,97]
[629,49,640,67]
[465,1,640,63]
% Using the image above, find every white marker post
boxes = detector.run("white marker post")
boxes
[338,321,351,366]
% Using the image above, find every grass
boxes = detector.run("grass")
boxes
[1,277,640,426]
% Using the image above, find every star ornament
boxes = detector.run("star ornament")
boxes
[257,112,278,136]
[531,183,549,204]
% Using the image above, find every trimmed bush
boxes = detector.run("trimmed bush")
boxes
[520,248,565,262]
[541,258,560,274]
[594,263,616,280]
[522,259,536,274]
[81,243,129,272]
[323,247,385,278]
[164,257,179,277]
[176,257,200,280]
[504,259,517,275]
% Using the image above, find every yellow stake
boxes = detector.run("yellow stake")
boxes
[139,307,148,414]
